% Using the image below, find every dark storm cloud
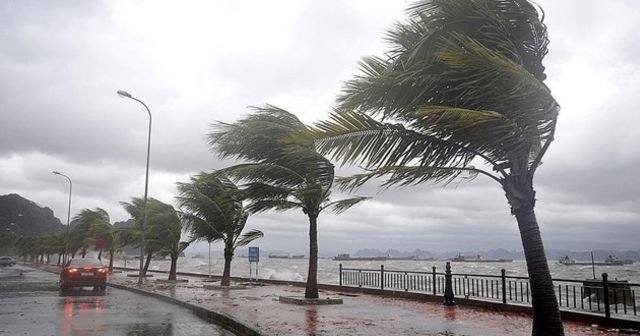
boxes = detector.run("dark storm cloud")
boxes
[0,0,639,254]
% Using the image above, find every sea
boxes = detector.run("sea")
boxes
[111,257,640,285]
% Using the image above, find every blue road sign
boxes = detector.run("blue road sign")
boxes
[248,247,259,262]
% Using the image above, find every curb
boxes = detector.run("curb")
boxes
[107,282,265,336]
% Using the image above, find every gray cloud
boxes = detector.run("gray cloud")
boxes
[1,0,639,254]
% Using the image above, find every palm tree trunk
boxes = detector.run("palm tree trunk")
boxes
[305,214,319,299]
[516,206,563,335]
[168,254,178,281]
[221,247,233,286]
[142,252,152,276]
[108,250,114,273]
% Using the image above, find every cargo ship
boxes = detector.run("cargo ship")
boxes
[451,254,512,263]
[333,254,387,261]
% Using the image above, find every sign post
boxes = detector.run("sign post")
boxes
[248,247,259,283]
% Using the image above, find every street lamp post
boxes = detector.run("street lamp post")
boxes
[117,90,152,286]
[52,171,72,265]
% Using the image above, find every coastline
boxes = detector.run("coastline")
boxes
[25,263,639,335]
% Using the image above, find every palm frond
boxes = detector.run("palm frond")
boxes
[246,200,302,214]
[311,109,476,169]
[336,165,495,192]
[234,229,264,248]
[413,105,530,156]
[209,105,310,162]
[217,162,307,188]
[328,0,557,187]
[242,182,292,201]
[322,196,371,214]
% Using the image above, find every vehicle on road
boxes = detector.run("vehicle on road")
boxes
[0,256,16,266]
[60,258,107,292]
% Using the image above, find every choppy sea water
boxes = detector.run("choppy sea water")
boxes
[112,257,640,285]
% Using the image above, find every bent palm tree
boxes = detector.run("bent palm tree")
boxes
[144,200,190,281]
[209,106,369,298]
[121,198,163,276]
[71,208,111,259]
[177,172,263,286]
[88,218,121,273]
[310,1,561,334]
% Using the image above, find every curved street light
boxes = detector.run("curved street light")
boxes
[52,171,72,265]
[117,89,152,286]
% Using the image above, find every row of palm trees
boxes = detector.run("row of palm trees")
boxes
[9,178,264,285]
[205,0,563,335]
[11,1,561,334]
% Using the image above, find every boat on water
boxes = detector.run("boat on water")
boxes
[558,255,576,265]
[333,254,387,261]
[559,255,634,266]
[291,254,305,259]
[451,254,512,263]
[268,252,290,259]
[387,256,436,261]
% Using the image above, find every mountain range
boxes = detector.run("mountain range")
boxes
[0,193,64,236]
[352,248,640,261]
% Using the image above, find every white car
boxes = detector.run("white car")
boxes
[0,256,16,266]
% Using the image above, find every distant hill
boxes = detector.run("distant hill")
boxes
[0,193,64,236]
[354,248,434,258]
[351,248,640,262]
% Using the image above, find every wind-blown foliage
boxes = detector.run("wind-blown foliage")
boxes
[70,208,111,259]
[144,199,190,281]
[71,208,122,271]
[121,197,187,278]
[176,172,263,286]
[209,106,369,298]
[310,1,562,334]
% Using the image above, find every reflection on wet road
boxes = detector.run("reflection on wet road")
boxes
[0,265,235,336]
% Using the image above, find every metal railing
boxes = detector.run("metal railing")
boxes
[339,264,640,320]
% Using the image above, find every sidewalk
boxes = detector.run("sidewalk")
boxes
[107,271,637,336]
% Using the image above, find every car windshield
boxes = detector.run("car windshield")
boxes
[68,259,102,267]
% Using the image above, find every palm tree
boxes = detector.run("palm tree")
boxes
[310,0,561,334]
[314,0,564,335]
[121,197,190,278]
[42,233,65,265]
[50,233,66,266]
[143,200,190,281]
[209,106,369,298]
[15,236,36,263]
[121,198,157,276]
[176,172,263,286]
[69,208,109,258]
[88,219,122,273]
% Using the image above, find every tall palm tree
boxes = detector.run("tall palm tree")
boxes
[71,208,111,259]
[88,218,122,273]
[143,200,190,281]
[177,172,263,286]
[310,1,561,334]
[209,106,369,298]
[121,197,167,277]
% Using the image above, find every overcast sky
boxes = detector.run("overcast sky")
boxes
[1,0,638,255]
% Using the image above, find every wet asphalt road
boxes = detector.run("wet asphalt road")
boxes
[0,265,235,336]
